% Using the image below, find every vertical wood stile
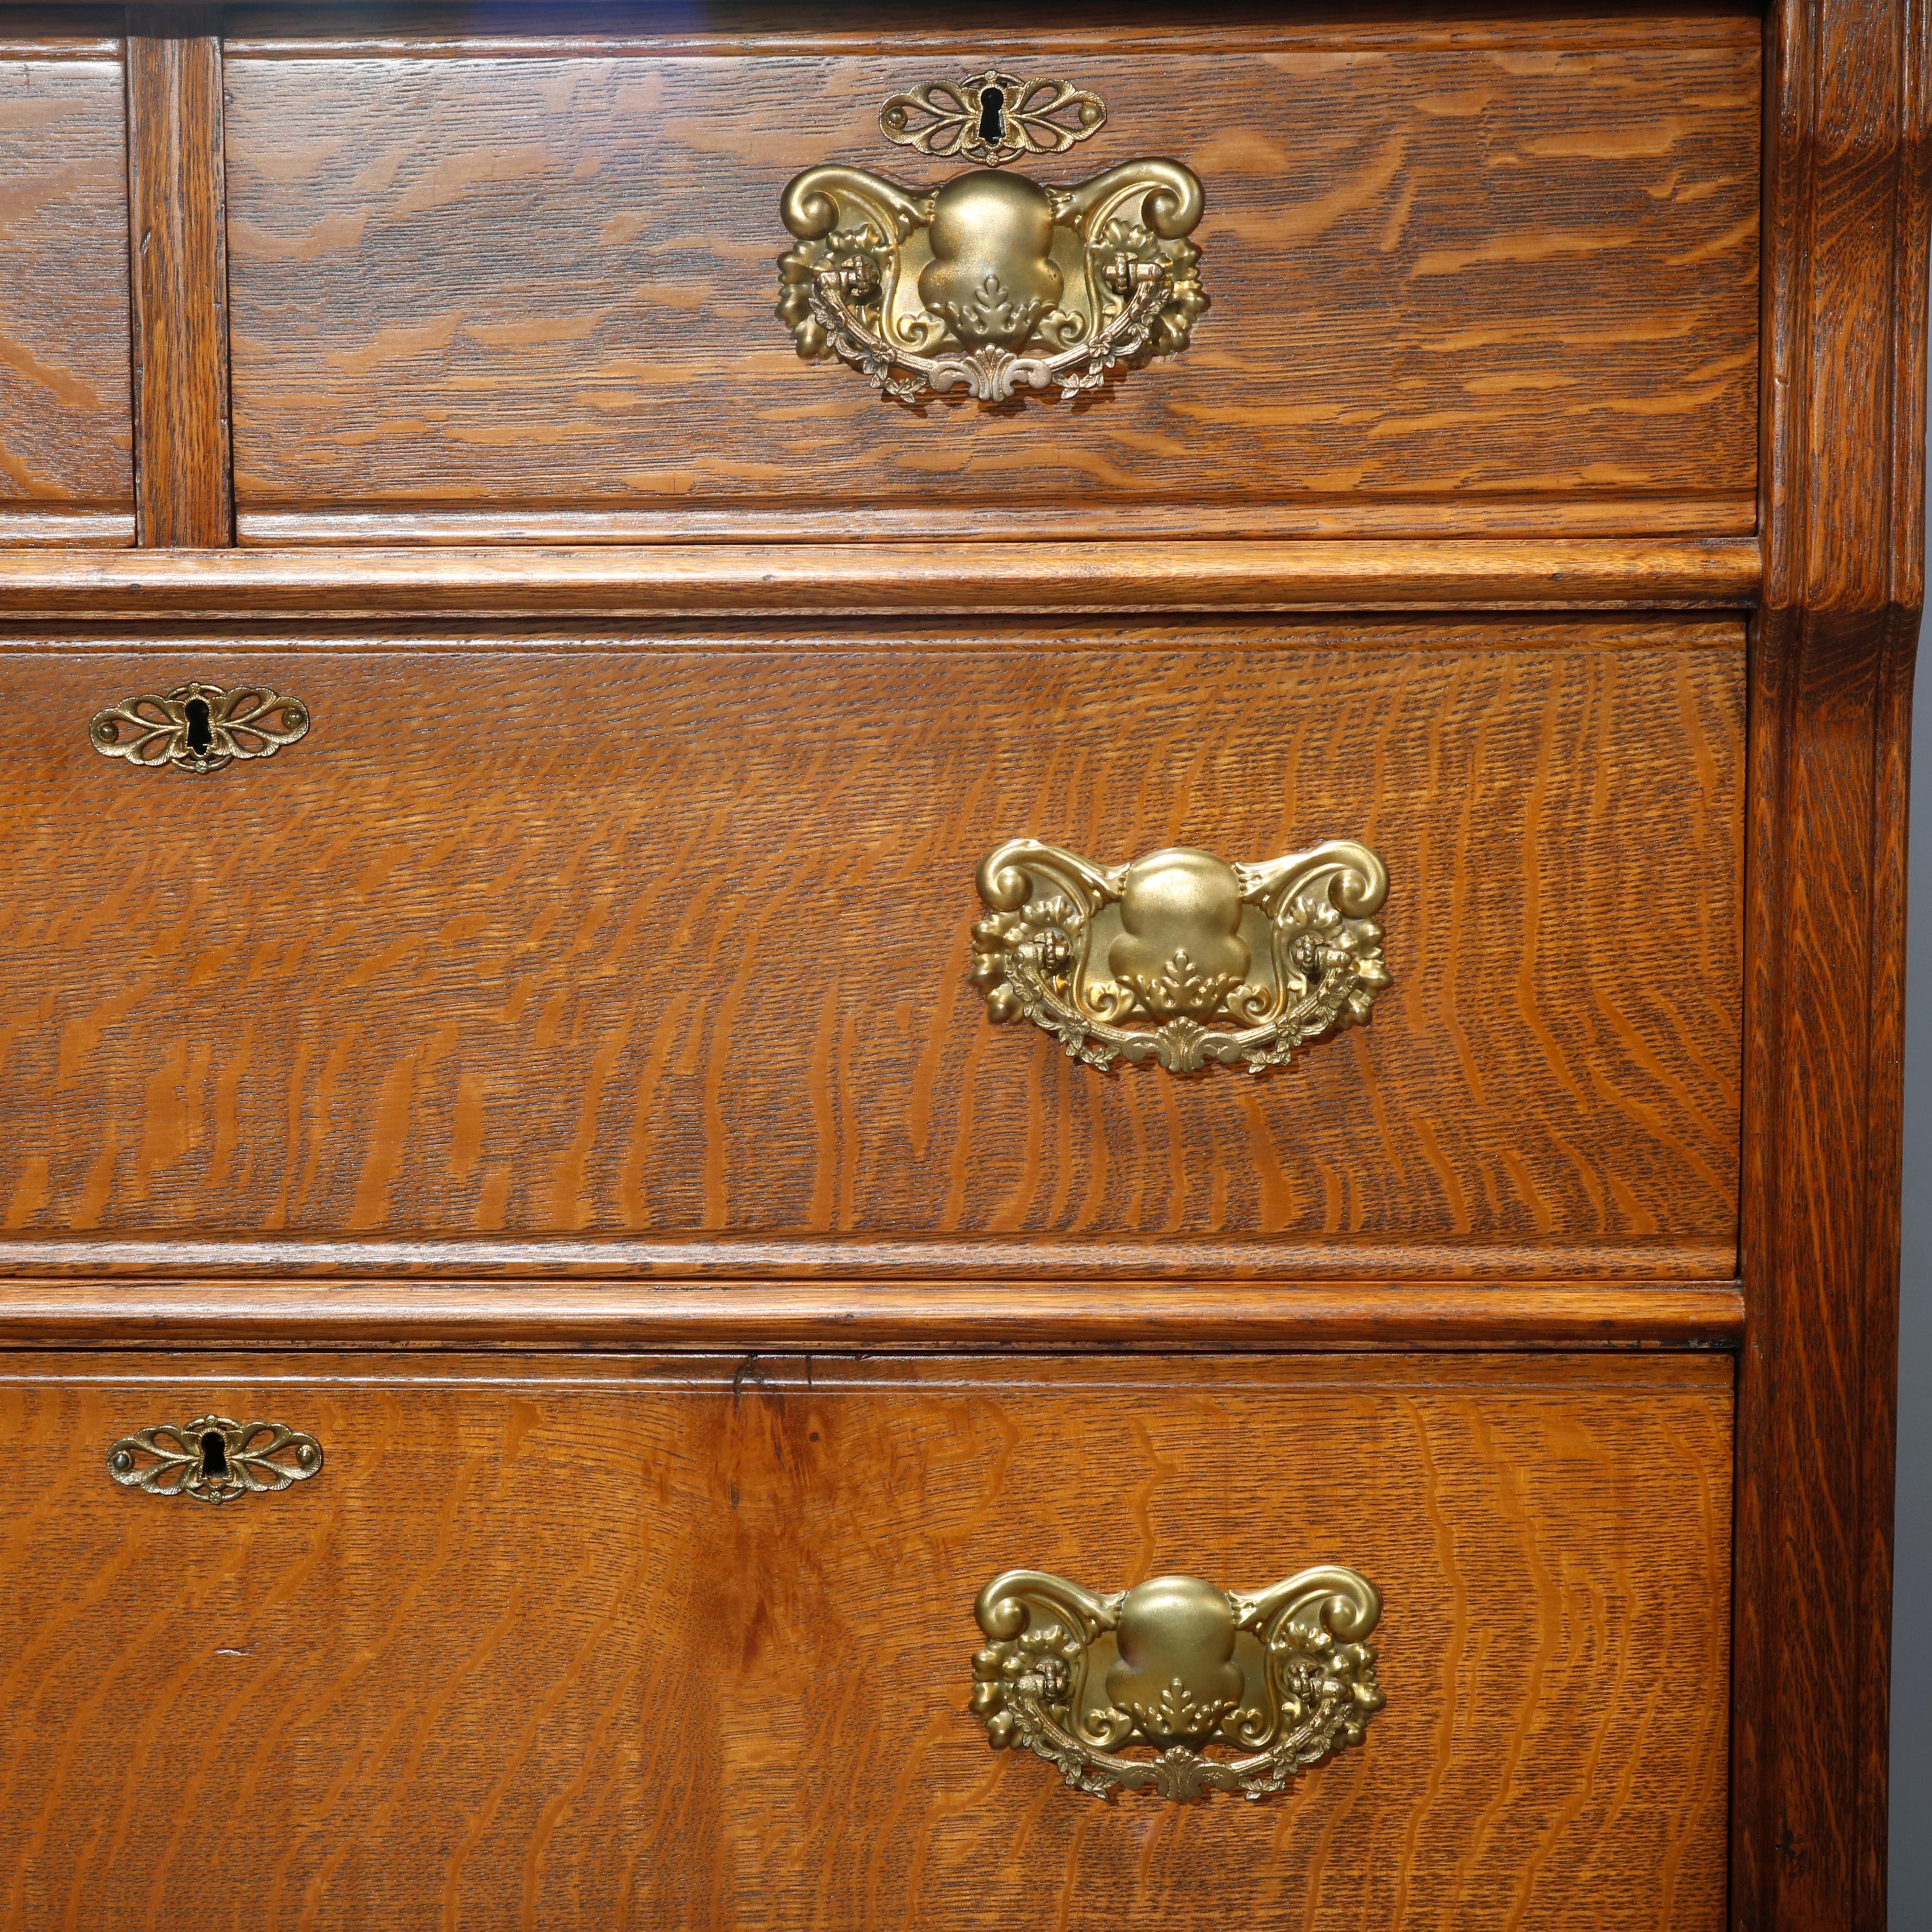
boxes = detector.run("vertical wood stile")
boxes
[124,7,230,546]
[1738,2,1931,1928]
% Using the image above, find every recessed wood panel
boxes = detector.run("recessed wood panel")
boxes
[0,618,1743,1253]
[222,12,1761,540]
[0,45,133,534]
[0,1352,1733,1929]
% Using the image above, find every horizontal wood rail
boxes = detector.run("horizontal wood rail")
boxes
[0,538,1761,622]
[238,499,1759,546]
[0,1280,1744,1351]
[0,1233,1738,1281]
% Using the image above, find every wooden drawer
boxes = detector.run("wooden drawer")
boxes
[0,35,132,543]
[0,617,1741,1265]
[222,5,1760,546]
[0,1351,1732,1927]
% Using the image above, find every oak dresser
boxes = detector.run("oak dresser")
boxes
[0,3,1922,1927]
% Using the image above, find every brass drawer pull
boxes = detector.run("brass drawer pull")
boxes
[971,838,1392,1074]
[971,1566,1384,1801]
[107,1414,324,1505]
[776,77,1206,405]
[89,680,310,775]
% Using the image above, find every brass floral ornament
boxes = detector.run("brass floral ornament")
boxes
[107,1415,324,1504]
[89,680,310,775]
[776,86,1206,405]
[971,1567,1384,1801]
[971,838,1392,1074]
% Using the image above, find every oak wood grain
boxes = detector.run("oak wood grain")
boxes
[220,20,1761,538]
[126,16,233,545]
[0,506,133,544]
[0,1227,1739,1280]
[0,535,1764,620]
[222,1,1766,59]
[0,41,131,528]
[0,1277,1748,1349]
[0,1350,1733,1929]
[1732,4,1930,1929]
[241,497,1769,547]
[0,624,1743,1248]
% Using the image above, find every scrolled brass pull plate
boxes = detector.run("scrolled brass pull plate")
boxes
[971,1567,1384,1801]
[107,1414,324,1504]
[776,78,1206,405]
[971,838,1392,1075]
[89,680,309,775]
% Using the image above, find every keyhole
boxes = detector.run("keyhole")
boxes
[184,696,213,756]
[199,1429,230,1479]
[977,85,1007,145]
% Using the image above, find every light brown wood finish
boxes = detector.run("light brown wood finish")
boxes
[0,36,132,539]
[0,1277,1747,1349]
[218,2,1767,56]
[0,1,1920,1921]
[1732,3,1929,1927]
[220,15,1761,539]
[126,15,233,546]
[242,498,1767,546]
[0,535,1763,619]
[0,1352,1733,1930]
[0,1228,1739,1281]
[0,624,1742,1250]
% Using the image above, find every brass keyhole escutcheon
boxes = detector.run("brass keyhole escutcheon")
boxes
[89,680,310,775]
[107,1415,325,1505]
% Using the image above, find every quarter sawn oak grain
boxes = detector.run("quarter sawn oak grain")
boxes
[0,1352,1733,1931]
[126,14,234,546]
[221,18,1761,539]
[0,0,1923,1923]
[1732,4,1930,1928]
[0,41,131,534]
[0,624,1743,1250]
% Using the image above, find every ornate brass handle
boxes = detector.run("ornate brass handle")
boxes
[107,1414,324,1504]
[776,73,1206,405]
[970,838,1392,1074]
[971,1567,1384,1801]
[89,680,309,775]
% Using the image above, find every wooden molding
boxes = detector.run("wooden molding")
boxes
[0,509,135,546]
[0,1232,1739,1282]
[234,498,1762,546]
[217,5,1764,60]
[0,536,1761,620]
[125,12,232,546]
[1734,4,1931,1928]
[0,1279,1745,1352]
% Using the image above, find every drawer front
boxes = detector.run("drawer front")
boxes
[0,620,1741,1258]
[0,1351,1732,1928]
[0,40,131,540]
[223,9,1760,543]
